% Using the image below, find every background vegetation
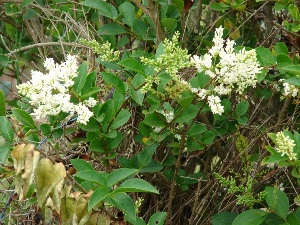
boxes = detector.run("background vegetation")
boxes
[1,0,300,224]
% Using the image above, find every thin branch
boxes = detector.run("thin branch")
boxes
[6,42,84,56]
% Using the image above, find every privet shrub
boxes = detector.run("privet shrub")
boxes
[1,0,300,224]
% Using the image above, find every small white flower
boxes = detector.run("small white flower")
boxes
[84,97,97,108]
[276,131,297,161]
[207,95,224,115]
[16,55,95,125]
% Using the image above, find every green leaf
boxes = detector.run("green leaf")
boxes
[118,58,145,76]
[74,62,88,94]
[0,116,14,141]
[108,193,136,223]
[0,88,6,116]
[161,18,178,32]
[274,3,286,11]
[89,139,105,153]
[140,160,163,173]
[286,77,300,87]
[190,72,210,89]
[129,86,144,105]
[235,101,249,116]
[187,123,207,137]
[107,168,139,187]
[23,9,36,20]
[210,2,230,11]
[39,124,51,136]
[110,109,130,130]
[174,105,199,123]
[288,4,299,20]
[267,152,288,164]
[232,209,267,225]
[80,87,102,100]
[0,55,10,68]
[201,131,215,145]
[212,212,238,225]
[115,178,159,194]
[143,113,166,127]
[237,116,248,125]
[70,159,94,171]
[275,42,288,55]
[79,117,99,132]
[75,170,107,187]
[283,65,300,75]
[20,0,33,9]
[119,2,136,28]
[98,22,128,35]
[88,187,110,211]
[256,47,276,66]
[80,0,117,19]
[101,72,125,96]
[277,54,293,65]
[148,212,167,225]
[265,186,289,220]
[98,100,115,132]
[287,207,300,224]
[12,108,37,129]
[0,141,10,163]
[137,144,157,167]
[172,0,184,12]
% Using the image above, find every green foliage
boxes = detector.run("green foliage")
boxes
[1,0,300,224]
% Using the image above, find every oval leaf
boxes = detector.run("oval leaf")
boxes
[107,168,139,187]
[232,209,267,225]
[115,178,159,194]
[12,108,37,129]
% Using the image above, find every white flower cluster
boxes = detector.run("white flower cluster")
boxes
[191,27,262,115]
[279,79,299,98]
[207,95,224,115]
[17,55,96,125]
[275,131,297,161]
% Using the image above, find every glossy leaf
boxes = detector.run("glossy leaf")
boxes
[256,47,276,66]
[12,108,37,129]
[0,116,14,141]
[212,212,238,225]
[115,178,159,194]
[174,105,199,123]
[143,113,166,127]
[88,187,110,211]
[0,89,5,116]
[80,0,117,19]
[235,101,249,116]
[74,62,88,94]
[118,58,145,76]
[283,65,300,76]
[137,144,157,167]
[148,212,167,225]
[275,42,288,55]
[106,168,139,187]
[108,193,136,223]
[75,170,107,187]
[98,23,128,35]
[70,159,94,172]
[119,2,136,28]
[210,2,230,11]
[101,72,125,96]
[232,209,267,225]
[110,109,131,130]
[265,186,289,220]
